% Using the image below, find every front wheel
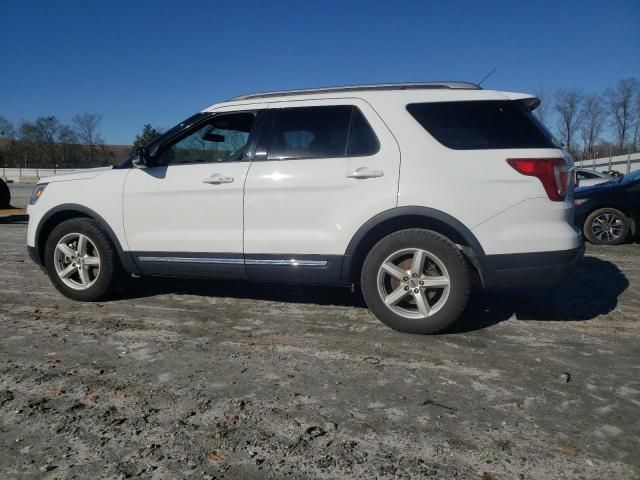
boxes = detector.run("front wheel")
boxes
[44,218,121,301]
[583,208,630,245]
[361,229,471,334]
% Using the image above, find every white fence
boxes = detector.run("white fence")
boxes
[1,167,78,182]
[575,151,640,173]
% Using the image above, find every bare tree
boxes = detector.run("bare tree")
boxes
[632,91,640,152]
[32,116,63,168]
[58,125,78,167]
[554,89,584,154]
[605,78,638,152]
[0,116,15,139]
[579,94,607,157]
[533,85,552,126]
[72,113,104,167]
[18,121,38,168]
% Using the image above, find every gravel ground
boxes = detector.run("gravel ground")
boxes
[1,221,639,479]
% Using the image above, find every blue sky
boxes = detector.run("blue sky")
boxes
[1,0,638,145]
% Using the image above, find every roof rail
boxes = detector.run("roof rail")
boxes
[229,81,481,101]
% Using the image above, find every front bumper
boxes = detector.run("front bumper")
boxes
[478,243,585,288]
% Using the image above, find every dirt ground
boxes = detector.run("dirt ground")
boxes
[1,220,639,480]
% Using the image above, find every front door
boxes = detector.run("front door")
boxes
[123,108,262,277]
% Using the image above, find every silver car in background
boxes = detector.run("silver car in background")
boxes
[575,168,613,187]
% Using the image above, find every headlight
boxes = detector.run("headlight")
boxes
[29,183,48,205]
[573,198,589,207]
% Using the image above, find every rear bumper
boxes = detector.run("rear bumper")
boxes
[479,243,585,288]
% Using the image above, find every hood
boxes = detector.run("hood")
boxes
[574,179,619,197]
[39,167,113,184]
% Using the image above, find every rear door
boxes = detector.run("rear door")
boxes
[243,98,400,283]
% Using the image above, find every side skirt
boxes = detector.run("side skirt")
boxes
[132,252,346,285]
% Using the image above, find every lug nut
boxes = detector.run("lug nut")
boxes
[419,281,424,286]
[412,273,417,277]
[404,286,409,291]
[413,288,419,293]
[403,276,408,281]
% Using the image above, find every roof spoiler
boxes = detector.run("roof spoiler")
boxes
[518,96,541,112]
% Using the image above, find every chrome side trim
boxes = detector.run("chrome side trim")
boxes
[245,259,328,267]
[136,256,327,267]
[137,256,244,265]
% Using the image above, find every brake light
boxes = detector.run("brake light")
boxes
[507,158,568,201]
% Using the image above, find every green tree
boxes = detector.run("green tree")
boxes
[132,124,162,153]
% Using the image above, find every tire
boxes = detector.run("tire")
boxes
[44,218,122,301]
[0,178,10,208]
[583,208,630,245]
[361,229,471,334]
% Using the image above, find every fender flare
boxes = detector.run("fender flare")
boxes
[341,206,485,283]
[34,203,139,273]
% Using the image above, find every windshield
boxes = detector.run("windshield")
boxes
[597,170,640,187]
[621,169,640,184]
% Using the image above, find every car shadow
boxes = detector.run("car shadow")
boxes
[448,256,629,333]
[112,256,628,333]
[114,275,367,308]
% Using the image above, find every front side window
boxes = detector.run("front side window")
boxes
[407,100,555,150]
[155,112,256,165]
[266,106,378,160]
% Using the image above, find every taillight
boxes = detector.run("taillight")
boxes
[507,158,568,201]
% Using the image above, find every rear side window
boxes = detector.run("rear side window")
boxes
[407,101,555,150]
[266,106,379,160]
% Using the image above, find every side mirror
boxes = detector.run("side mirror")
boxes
[132,147,149,168]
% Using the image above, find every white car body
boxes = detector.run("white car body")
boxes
[27,82,583,293]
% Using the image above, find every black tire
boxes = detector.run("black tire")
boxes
[583,208,630,245]
[360,229,471,334]
[44,218,122,301]
[0,178,10,208]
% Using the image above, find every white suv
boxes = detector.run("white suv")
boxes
[27,82,584,334]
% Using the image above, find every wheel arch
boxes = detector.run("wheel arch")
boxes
[34,204,138,273]
[341,206,485,284]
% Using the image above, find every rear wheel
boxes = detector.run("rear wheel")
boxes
[361,229,471,334]
[44,218,121,301]
[583,208,630,245]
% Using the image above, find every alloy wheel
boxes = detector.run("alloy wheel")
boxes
[53,233,101,290]
[376,248,451,320]
[590,213,624,243]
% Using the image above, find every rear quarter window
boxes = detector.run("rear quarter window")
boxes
[406,100,555,150]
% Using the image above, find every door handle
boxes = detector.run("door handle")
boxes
[203,174,234,184]
[346,167,384,179]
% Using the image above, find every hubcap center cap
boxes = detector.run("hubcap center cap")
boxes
[408,278,419,288]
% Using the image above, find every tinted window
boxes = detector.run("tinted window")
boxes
[348,108,379,156]
[266,106,378,160]
[407,101,555,150]
[155,112,255,165]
